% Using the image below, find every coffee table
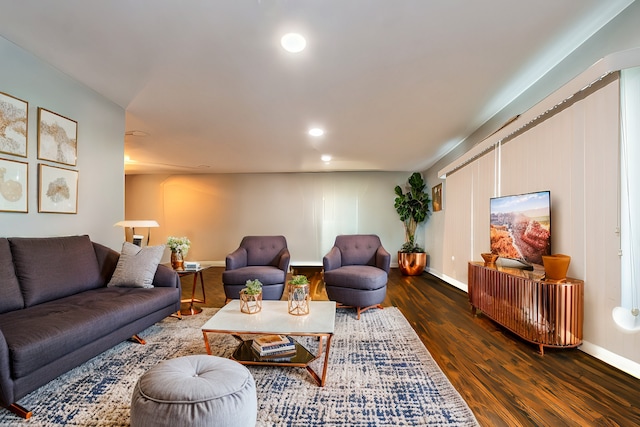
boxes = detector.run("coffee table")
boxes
[201,300,336,386]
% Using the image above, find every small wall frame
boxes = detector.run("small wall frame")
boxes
[37,107,78,166]
[0,158,28,213]
[38,163,78,214]
[0,92,29,157]
[432,183,442,212]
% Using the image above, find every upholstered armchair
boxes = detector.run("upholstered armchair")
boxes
[222,235,290,302]
[323,234,390,319]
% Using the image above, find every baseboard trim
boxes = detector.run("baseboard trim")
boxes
[579,341,640,379]
[425,267,468,293]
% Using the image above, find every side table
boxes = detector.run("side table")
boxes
[177,265,211,316]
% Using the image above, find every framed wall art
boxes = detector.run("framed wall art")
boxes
[38,163,78,214]
[0,92,28,157]
[0,158,28,213]
[38,107,77,166]
[432,183,442,212]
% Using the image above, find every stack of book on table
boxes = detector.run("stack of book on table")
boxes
[251,334,296,359]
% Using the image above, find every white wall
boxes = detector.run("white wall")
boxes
[0,36,126,249]
[125,172,411,265]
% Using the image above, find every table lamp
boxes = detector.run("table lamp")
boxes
[114,220,159,246]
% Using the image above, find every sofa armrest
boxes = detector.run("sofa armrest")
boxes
[0,329,13,407]
[323,246,342,272]
[376,246,391,273]
[152,264,180,289]
[226,247,247,270]
[277,248,291,272]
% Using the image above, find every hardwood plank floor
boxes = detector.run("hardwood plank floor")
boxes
[180,266,640,426]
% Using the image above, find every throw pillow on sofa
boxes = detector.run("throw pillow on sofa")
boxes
[107,242,165,288]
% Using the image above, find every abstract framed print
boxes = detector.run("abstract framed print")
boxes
[0,92,28,157]
[37,107,77,166]
[0,158,28,212]
[38,163,78,214]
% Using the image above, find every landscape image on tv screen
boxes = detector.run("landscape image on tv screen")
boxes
[490,190,551,266]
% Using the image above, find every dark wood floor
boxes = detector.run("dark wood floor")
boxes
[179,266,640,427]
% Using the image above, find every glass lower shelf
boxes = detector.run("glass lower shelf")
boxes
[232,339,316,365]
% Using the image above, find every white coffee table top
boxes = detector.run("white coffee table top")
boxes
[201,300,336,335]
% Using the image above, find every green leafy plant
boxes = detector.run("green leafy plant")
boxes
[394,172,431,253]
[288,275,309,285]
[243,279,263,295]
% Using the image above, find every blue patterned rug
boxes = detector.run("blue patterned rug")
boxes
[0,307,478,426]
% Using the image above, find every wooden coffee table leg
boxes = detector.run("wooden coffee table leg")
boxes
[305,333,333,386]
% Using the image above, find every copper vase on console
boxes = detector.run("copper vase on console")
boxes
[542,254,571,281]
[398,252,427,276]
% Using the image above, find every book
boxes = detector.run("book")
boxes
[252,347,297,361]
[251,336,296,356]
[252,334,290,348]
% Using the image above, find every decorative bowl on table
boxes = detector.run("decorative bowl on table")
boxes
[481,252,498,266]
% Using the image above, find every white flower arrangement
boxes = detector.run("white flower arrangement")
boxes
[167,236,190,255]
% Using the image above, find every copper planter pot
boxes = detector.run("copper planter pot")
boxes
[398,252,427,276]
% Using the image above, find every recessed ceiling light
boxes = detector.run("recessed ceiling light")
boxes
[308,128,324,137]
[321,154,332,162]
[281,33,306,53]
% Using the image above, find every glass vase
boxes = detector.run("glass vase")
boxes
[240,290,262,314]
[288,283,310,315]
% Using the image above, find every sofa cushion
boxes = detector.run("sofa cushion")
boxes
[9,235,103,307]
[0,286,179,378]
[0,238,24,313]
[107,242,165,288]
[323,265,388,290]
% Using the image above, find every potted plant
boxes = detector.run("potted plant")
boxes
[167,236,190,271]
[240,279,263,314]
[287,275,310,316]
[394,172,431,275]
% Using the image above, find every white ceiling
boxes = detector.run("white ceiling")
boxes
[0,0,633,174]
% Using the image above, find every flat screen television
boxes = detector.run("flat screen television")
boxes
[490,190,551,267]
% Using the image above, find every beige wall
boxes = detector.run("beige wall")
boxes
[125,171,413,266]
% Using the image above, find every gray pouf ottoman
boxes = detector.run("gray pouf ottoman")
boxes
[130,355,257,427]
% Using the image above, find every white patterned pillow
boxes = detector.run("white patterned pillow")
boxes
[107,242,165,288]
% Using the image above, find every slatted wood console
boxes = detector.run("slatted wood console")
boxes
[468,262,584,355]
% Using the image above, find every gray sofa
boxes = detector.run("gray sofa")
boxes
[0,235,181,418]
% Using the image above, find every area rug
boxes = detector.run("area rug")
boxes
[0,307,478,426]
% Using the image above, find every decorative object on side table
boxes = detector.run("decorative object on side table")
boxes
[167,236,190,271]
[240,279,263,314]
[542,254,571,281]
[287,275,310,316]
[394,172,431,275]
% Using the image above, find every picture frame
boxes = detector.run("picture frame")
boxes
[432,183,442,212]
[0,92,29,158]
[37,107,77,166]
[38,163,78,214]
[0,158,28,213]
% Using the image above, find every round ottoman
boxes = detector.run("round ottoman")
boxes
[130,355,257,427]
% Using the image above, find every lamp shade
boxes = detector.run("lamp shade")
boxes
[114,220,159,228]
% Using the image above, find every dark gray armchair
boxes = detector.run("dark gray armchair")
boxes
[323,234,390,319]
[222,235,290,302]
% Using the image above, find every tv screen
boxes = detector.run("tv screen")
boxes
[490,190,551,266]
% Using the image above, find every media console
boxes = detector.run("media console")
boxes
[468,262,584,355]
